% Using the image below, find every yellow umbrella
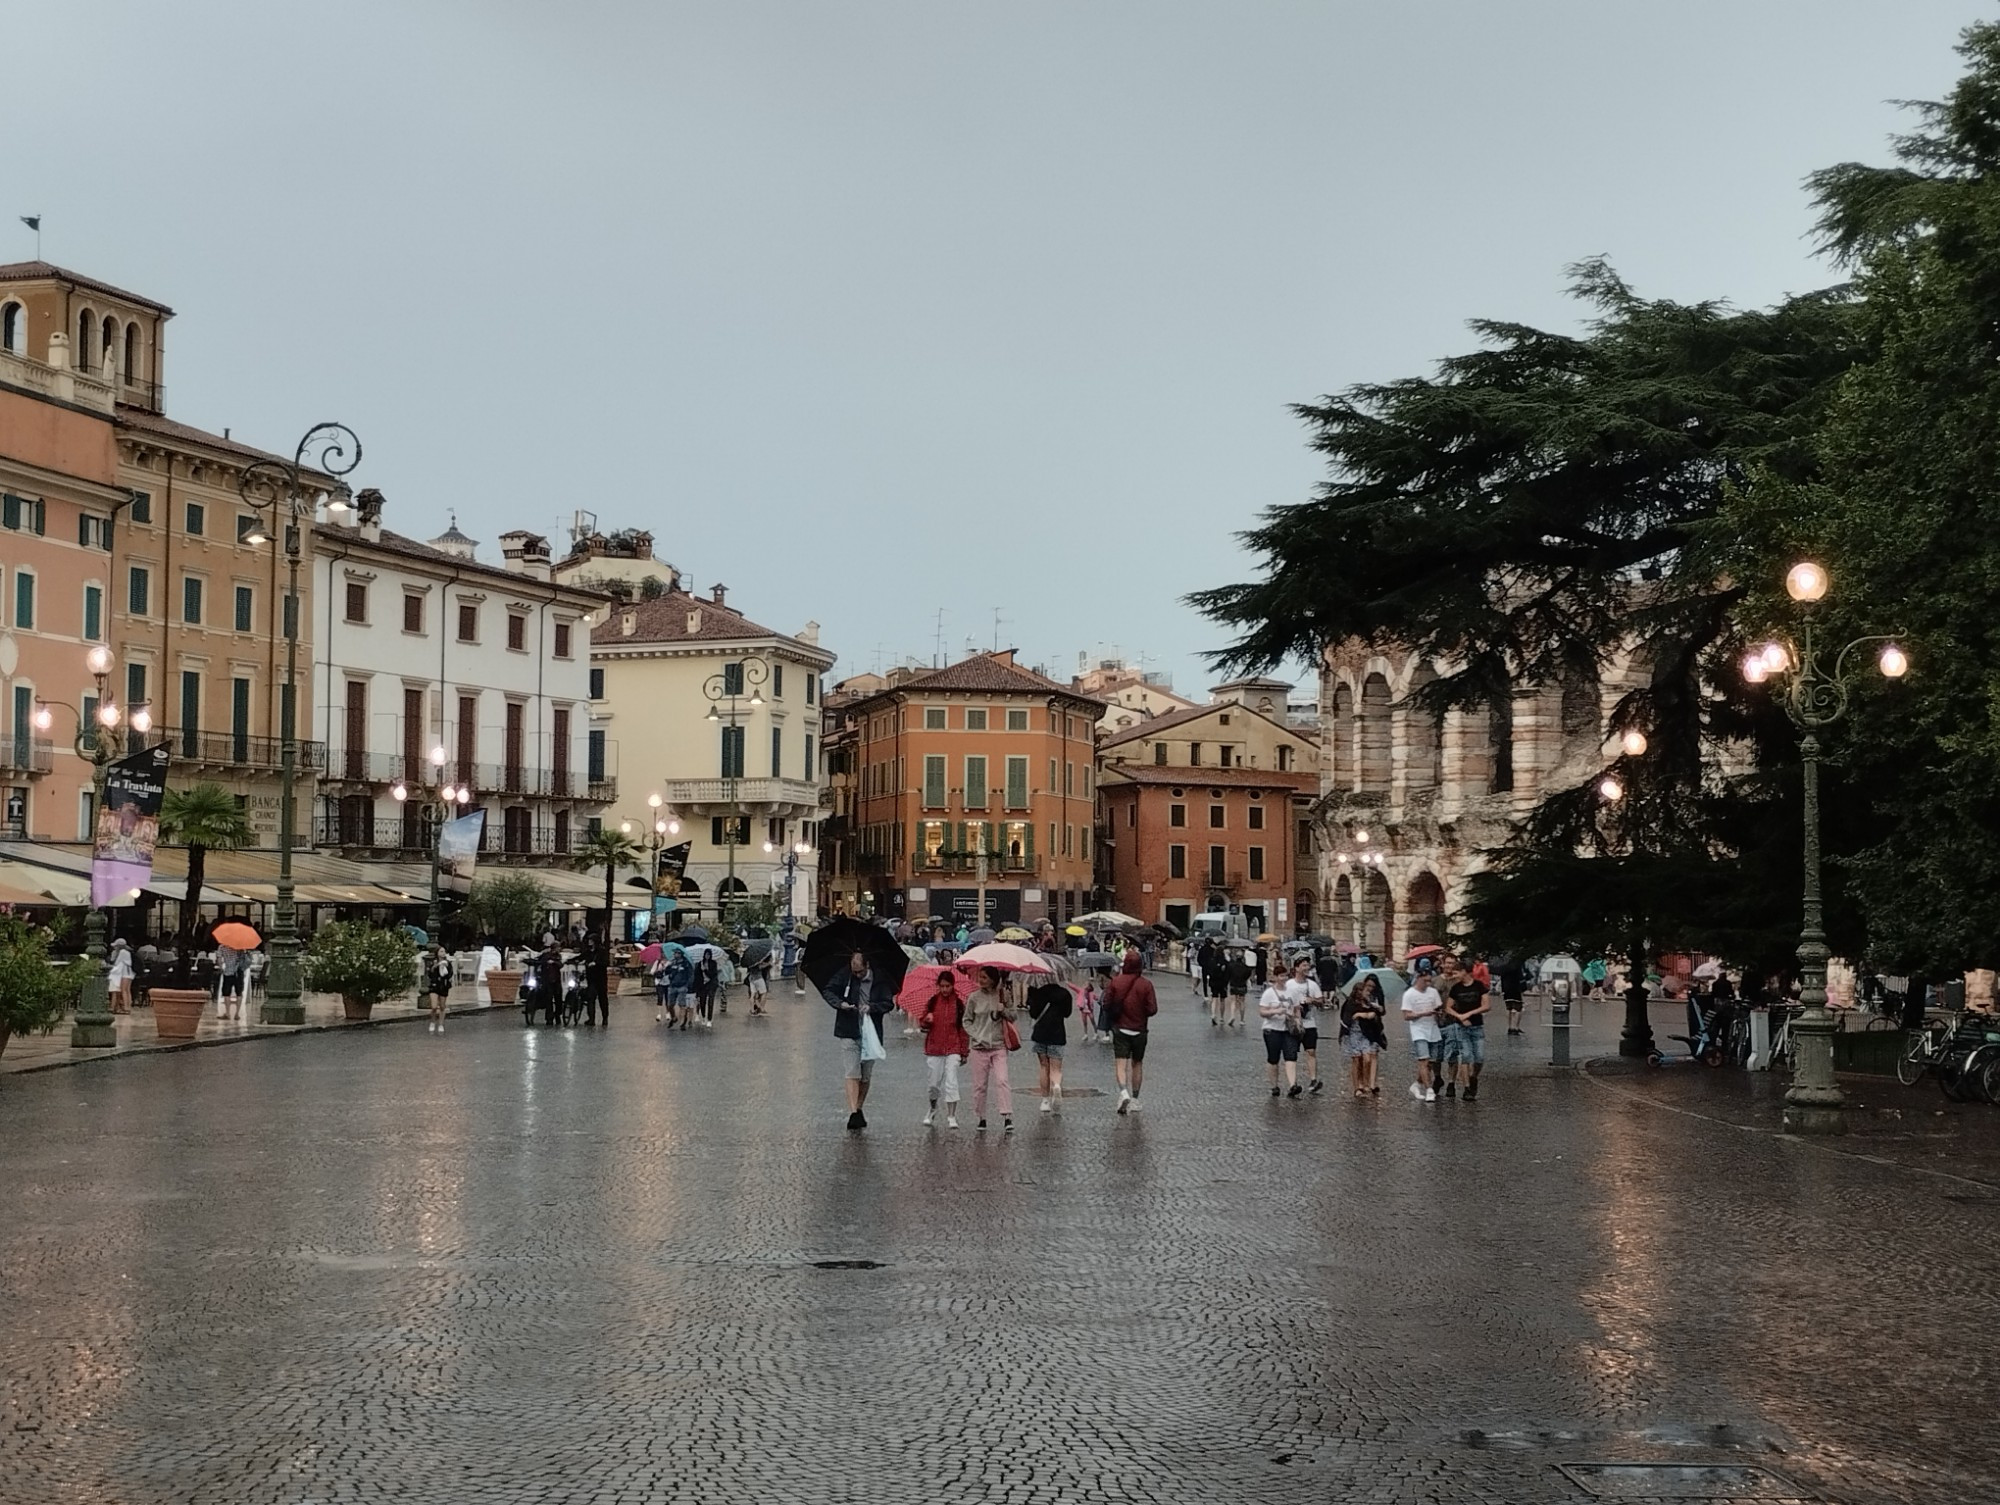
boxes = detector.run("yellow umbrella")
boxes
[996,926,1032,941]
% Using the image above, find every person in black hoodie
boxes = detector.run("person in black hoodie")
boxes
[1026,981,1073,1114]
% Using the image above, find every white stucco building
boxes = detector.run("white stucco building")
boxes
[311,492,612,862]
[589,582,835,923]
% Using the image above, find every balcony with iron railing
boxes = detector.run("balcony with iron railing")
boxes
[322,747,609,802]
[0,729,55,776]
[153,727,326,773]
[317,813,580,858]
[914,851,1040,877]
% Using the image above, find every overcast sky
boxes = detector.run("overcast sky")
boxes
[4,3,1985,695]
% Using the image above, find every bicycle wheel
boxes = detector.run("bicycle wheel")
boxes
[1980,1053,2000,1105]
[1939,1050,1980,1102]
[1896,1030,1931,1086]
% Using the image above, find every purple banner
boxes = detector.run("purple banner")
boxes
[91,744,171,907]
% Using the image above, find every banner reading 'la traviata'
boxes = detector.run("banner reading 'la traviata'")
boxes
[90,745,171,907]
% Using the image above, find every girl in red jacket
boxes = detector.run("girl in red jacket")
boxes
[919,971,970,1129]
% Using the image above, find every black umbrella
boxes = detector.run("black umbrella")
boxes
[801,916,908,997]
[741,938,774,966]
[678,924,713,943]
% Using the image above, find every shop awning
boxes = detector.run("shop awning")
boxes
[0,859,94,906]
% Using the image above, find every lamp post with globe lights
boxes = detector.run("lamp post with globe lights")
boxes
[767,836,812,981]
[391,744,472,945]
[239,422,362,1024]
[1334,828,1385,958]
[1592,731,1660,1058]
[702,657,767,925]
[36,645,153,1046]
[621,793,678,938]
[1743,560,1909,1135]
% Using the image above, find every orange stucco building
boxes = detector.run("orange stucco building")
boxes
[842,651,1102,926]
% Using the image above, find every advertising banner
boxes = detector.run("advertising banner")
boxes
[90,745,171,907]
[437,809,487,897]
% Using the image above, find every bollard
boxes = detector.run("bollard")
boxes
[1549,975,1572,1066]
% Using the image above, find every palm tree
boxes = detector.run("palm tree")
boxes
[572,826,642,943]
[158,782,252,985]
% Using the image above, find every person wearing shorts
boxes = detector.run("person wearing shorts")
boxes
[1258,977,1302,1097]
[215,943,248,1022]
[1402,965,1443,1102]
[425,944,453,1034]
[1101,951,1159,1114]
[1440,953,1489,1100]
[1026,979,1072,1113]
[746,953,772,1016]
[1283,957,1325,1093]
[820,951,892,1131]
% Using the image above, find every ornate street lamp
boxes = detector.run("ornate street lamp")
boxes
[1334,828,1384,958]
[1745,560,1908,1135]
[36,646,152,1047]
[239,423,361,1024]
[767,836,812,983]
[621,794,676,935]
[702,657,767,925]
[391,743,471,945]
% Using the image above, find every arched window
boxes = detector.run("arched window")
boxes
[123,322,140,384]
[1331,681,1354,788]
[1358,673,1392,793]
[1406,872,1446,949]
[101,315,118,379]
[0,302,22,356]
[76,309,94,370]
[1402,663,1443,791]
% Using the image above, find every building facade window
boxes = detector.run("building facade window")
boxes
[1189,742,1203,767]
[1209,804,1225,828]
[722,661,744,696]
[1169,803,1186,828]
[11,571,32,629]
[923,755,947,809]
[82,584,102,641]
[720,724,746,779]
[234,585,254,633]
[128,492,151,524]
[506,613,526,650]
[966,708,988,730]
[345,582,367,623]
[804,732,815,780]
[553,622,571,658]
[1169,844,1187,880]
[772,664,783,698]
[78,514,111,549]
[1208,845,1227,886]
[1006,708,1028,731]
[770,726,782,777]
[1248,847,1265,881]
[1248,804,1265,830]
[805,674,817,705]
[965,755,987,809]
[588,667,604,699]
[128,567,150,615]
[1004,756,1028,809]
[403,593,424,633]
[182,576,202,624]
[1154,742,1167,765]
[185,502,204,536]
[457,603,478,642]
[924,707,946,730]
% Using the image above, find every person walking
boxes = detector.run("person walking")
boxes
[1222,946,1251,1029]
[665,948,695,1028]
[694,952,720,1029]
[1440,953,1489,1100]
[107,938,134,1014]
[963,966,1017,1133]
[215,942,248,1022]
[533,941,564,1026]
[919,971,968,1128]
[1258,972,1303,1098]
[821,950,892,1131]
[1201,939,1226,1026]
[425,944,454,1033]
[1497,954,1527,1036]
[1026,979,1072,1112]
[746,951,773,1017]
[583,936,611,1028]
[1101,950,1159,1114]
[1340,973,1386,1096]
[1403,962,1444,1101]
[1285,956,1326,1093]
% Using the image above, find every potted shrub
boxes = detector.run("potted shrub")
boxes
[301,920,420,1021]
[459,872,550,1003]
[0,913,88,1060]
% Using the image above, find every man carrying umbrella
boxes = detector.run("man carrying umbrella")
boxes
[823,951,894,1131]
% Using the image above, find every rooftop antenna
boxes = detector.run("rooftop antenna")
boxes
[871,643,885,674]
[933,607,946,668]
[992,607,1006,652]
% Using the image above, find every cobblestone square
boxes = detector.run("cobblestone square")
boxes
[2,985,1994,1504]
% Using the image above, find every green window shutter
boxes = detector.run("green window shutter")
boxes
[1025,822,1035,858]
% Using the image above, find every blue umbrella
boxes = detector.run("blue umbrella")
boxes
[399,923,429,946]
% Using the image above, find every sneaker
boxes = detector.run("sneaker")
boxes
[1003,1117,1014,1133]
[856,1111,866,1129]
[1040,1098,1053,1113]
[1116,1090,1130,1115]
[977,1119,988,1131]
[655,1012,664,1023]
[1128,1097,1141,1113]
[845,1111,863,1132]
[1271,1086,1280,1097]
[1423,1088,1437,1102]
[946,1114,959,1129]
[1051,1089,1061,1112]
[704,1020,714,1030]
[923,1108,935,1127]
[1444,1082,1457,1099]
[1463,1083,1479,1101]
[1309,1079,1324,1095]
[1408,1082,1425,1100]
[1287,1083,1302,1099]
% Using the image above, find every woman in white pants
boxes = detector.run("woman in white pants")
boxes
[918,972,969,1128]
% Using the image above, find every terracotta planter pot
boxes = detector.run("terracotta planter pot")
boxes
[484,970,524,1003]
[150,988,209,1041]
[340,996,375,1022]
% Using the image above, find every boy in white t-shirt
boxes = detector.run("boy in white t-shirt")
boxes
[1401,964,1444,1102]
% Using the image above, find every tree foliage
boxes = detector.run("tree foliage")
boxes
[461,872,551,947]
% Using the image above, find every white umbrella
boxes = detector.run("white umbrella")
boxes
[1339,966,1407,1009]
[1072,910,1144,929]
[1692,958,1723,981]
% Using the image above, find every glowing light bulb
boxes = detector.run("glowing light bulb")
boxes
[1785,561,1828,603]
[1879,644,1908,678]
[32,704,51,731]
[84,645,113,676]
[430,745,447,766]
[390,782,408,802]
[130,706,152,734]
[1743,656,1769,685]
[1620,730,1647,757]
[1598,775,1624,802]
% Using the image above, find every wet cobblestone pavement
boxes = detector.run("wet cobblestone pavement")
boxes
[3,984,1995,1504]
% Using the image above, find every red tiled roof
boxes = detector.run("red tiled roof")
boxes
[1098,698,1307,749]
[866,652,1103,706]
[0,261,175,315]
[590,587,831,661]
[1098,763,1316,792]
[114,406,305,469]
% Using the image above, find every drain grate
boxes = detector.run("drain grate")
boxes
[1557,1463,1818,1500]
[810,1259,885,1270]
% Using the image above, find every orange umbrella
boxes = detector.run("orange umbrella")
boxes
[212,921,261,950]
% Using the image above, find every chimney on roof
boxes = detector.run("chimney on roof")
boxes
[799,620,820,645]
[500,530,553,582]
[354,487,384,542]
[991,648,1018,666]
[711,582,727,606]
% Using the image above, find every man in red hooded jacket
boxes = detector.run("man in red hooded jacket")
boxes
[1100,950,1159,1114]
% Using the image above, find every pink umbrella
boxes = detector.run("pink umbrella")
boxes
[954,942,1055,976]
[637,943,664,964]
[897,964,959,1028]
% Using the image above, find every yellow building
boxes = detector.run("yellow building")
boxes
[590,583,835,921]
